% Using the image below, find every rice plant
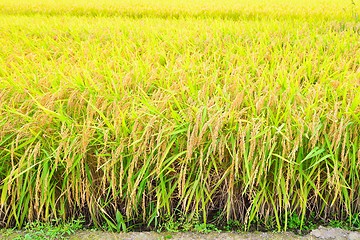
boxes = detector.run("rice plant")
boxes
[0,0,359,231]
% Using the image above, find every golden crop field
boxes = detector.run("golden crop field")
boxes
[0,0,359,232]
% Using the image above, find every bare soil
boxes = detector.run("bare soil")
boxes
[67,227,360,240]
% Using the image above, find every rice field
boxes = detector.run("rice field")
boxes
[0,0,360,231]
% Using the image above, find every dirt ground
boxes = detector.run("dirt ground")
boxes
[67,227,360,240]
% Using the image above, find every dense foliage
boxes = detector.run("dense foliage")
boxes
[0,0,359,231]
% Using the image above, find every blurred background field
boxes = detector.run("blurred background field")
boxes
[0,0,354,19]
